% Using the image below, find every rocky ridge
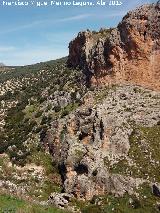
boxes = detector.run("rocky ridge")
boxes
[46,2,160,210]
[46,85,160,204]
[0,2,160,213]
[68,1,160,90]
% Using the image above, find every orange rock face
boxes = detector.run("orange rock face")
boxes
[68,2,160,90]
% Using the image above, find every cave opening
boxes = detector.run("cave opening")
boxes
[79,132,88,140]
[74,164,88,175]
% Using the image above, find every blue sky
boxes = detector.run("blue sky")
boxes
[0,0,157,65]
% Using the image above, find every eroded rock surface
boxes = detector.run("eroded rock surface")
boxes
[68,1,160,90]
[45,85,160,200]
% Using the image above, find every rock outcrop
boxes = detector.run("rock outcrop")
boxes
[49,2,160,203]
[68,1,160,90]
[45,85,160,200]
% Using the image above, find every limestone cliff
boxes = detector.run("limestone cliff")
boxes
[47,85,160,202]
[46,2,160,210]
[67,1,160,90]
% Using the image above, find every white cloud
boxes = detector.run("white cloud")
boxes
[0,14,92,35]
[58,14,93,22]
[94,11,126,19]
[0,46,16,52]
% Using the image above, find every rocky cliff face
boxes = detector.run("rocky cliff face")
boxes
[46,85,160,202]
[1,2,160,212]
[45,2,160,210]
[68,1,160,90]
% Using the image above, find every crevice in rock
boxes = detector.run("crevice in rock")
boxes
[100,119,104,140]
[90,134,95,144]
[63,195,70,202]
[93,123,96,133]
[157,121,160,125]
[79,132,88,140]
[40,129,47,142]
[92,169,98,177]
[58,163,67,191]
[144,31,147,40]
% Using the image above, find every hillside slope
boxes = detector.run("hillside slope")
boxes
[0,58,85,212]
[0,1,160,213]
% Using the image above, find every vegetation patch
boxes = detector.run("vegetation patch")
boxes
[0,194,69,213]
[128,125,160,182]
[79,184,160,213]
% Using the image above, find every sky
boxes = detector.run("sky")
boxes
[0,0,157,66]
